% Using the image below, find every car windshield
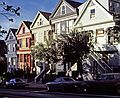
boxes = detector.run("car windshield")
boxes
[63,77,74,81]
[97,74,114,80]
[16,79,24,82]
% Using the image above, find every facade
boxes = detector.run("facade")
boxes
[50,0,82,35]
[5,28,18,72]
[50,0,82,73]
[16,21,33,73]
[74,0,120,46]
[74,0,120,71]
[30,11,53,75]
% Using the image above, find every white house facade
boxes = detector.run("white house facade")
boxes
[50,0,82,35]
[74,0,120,71]
[5,28,18,72]
[50,0,82,73]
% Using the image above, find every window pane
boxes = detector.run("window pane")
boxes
[62,6,65,14]
[90,9,95,18]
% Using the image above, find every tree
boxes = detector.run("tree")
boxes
[31,32,91,79]
[0,2,20,37]
[107,26,120,44]
[31,39,60,73]
[54,32,91,79]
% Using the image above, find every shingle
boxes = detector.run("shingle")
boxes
[40,11,51,20]
[66,0,82,8]
[23,21,32,29]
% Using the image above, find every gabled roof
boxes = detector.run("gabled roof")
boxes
[23,21,32,29]
[50,0,82,18]
[30,11,51,28]
[16,21,32,35]
[11,28,18,35]
[66,0,82,8]
[74,0,112,26]
[40,11,51,20]
[5,28,17,40]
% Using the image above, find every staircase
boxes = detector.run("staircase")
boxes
[89,51,112,74]
[34,64,49,83]
[66,59,93,80]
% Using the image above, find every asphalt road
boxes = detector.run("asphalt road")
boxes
[0,88,120,98]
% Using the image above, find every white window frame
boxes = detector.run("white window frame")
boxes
[61,5,66,15]
[40,18,43,25]
[90,8,95,19]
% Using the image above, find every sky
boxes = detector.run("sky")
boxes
[0,0,86,39]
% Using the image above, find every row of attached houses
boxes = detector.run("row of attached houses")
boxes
[4,0,120,80]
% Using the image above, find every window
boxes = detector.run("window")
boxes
[61,22,66,33]
[24,54,29,62]
[13,44,16,52]
[9,33,13,39]
[37,22,39,26]
[23,27,25,34]
[11,58,14,65]
[61,6,65,15]
[44,31,47,41]
[7,44,10,52]
[90,9,95,18]
[20,54,23,62]
[26,38,29,47]
[40,18,43,25]
[48,31,53,41]
[96,29,104,35]
[19,39,22,48]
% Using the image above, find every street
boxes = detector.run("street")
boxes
[0,88,119,98]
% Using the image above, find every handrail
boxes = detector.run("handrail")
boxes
[34,64,49,83]
[92,52,112,72]
[89,54,106,73]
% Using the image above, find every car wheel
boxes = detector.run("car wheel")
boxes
[47,86,52,92]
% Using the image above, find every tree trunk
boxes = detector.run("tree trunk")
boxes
[63,60,66,72]
[77,59,83,80]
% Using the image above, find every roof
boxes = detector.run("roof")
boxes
[40,11,51,20]
[30,11,51,28]
[50,0,82,19]
[5,28,17,40]
[16,21,32,35]
[23,21,32,29]
[66,0,82,8]
[74,0,112,26]
[10,28,17,35]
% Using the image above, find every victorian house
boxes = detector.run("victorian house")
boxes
[16,21,33,73]
[5,28,18,72]
[30,11,54,82]
[49,0,82,73]
[74,0,120,73]
[50,0,82,35]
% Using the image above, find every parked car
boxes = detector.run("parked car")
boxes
[5,78,26,88]
[46,77,80,92]
[80,73,120,94]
